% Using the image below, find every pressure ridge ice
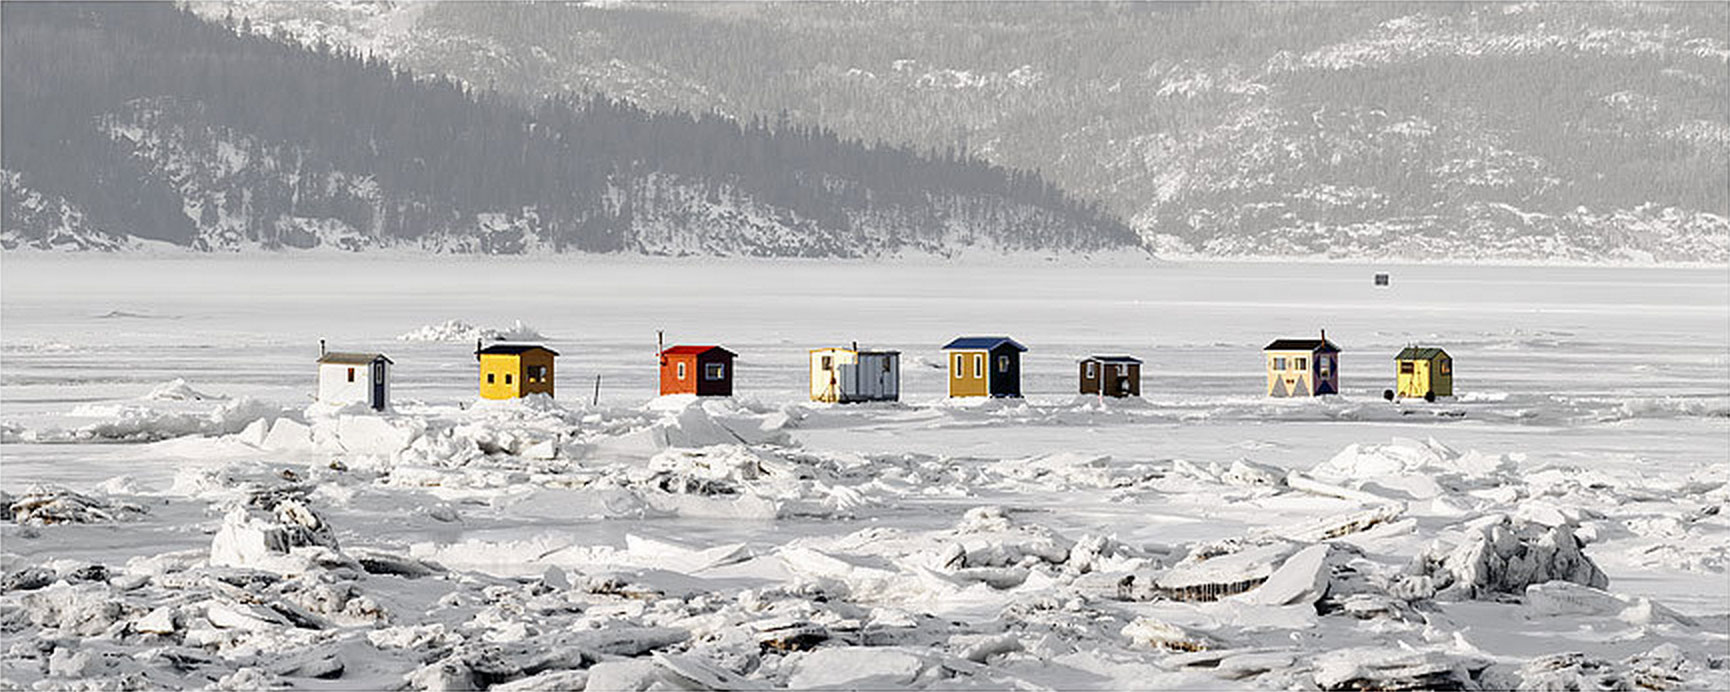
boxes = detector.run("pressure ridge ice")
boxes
[2,396,1726,690]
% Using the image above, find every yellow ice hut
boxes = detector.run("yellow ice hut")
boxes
[1390,347,1452,402]
[943,337,1026,398]
[476,342,559,400]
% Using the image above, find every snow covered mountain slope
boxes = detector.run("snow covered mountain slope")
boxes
[191,1,1730,263]
[1,171,136,252]
[1,3,1133,257]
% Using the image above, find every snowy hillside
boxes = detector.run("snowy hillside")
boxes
[192,1,1730,263]
[0,3,1133,257]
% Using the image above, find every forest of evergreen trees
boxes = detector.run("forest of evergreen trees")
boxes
[298,0,1725,260]
[0,2,1135,254]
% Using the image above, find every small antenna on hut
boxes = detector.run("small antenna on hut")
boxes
[852,340,858,352]
[319,339,326,356]
[475,338,482,361]
[657,330,665,364]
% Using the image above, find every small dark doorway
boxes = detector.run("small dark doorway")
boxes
[370,360,387,410]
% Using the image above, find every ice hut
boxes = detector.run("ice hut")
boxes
[316,342,392,411]
[1390,346,1452,402]
[476,342,558,400]
[810,344,900,403]
[942,336,1026,398]
[660,345,736,397]
[1079,355,1141,398]
[1263,331,1340,397]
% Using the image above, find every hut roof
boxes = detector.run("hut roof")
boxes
[1263,338,1340,353]
[317,352,392,365]
[476,344,560,356]
[1081,355,1143,364]
[1395,347,1449,361]
[812,347,901,355]
[662,345,736,357]
[942,336,1027,352]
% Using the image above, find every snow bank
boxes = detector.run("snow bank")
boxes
[142,378,225,401]
[1523,581,1694,626]
[1121,617,1215,652]
[787,647,934,688]
[3,485,146,525]
[611,397,794,451]
[396,319,544,342]
[209,493,352,574]
[1397,515,1608,600]
[1514,645,1715,691]
[1311,437,1515,490]
[1146,541,1296,601]
[70,397,288,442]
[1313,648,1487,691]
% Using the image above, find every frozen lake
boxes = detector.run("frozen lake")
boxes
[5,255,1725,477]
[2,254,1727,690]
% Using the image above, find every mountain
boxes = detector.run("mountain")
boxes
[191,1,1729,263]
[0,2,1135,257]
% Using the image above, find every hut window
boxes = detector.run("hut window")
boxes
[505,374,513,385]
[954,355,964,378]
[998,356,1009,373]
[705,363,724,380]
[527,365,547,383]
[487,373,495,384]
[1400,362,1415,375]
[974,355,983,378]
[882,358,892,373]
[677,362,687,380]
[1296,357,1307,371]
[1117,364,1129,377]
[1440,360,1451,375]
[1273,357,1287,371]
[1320,357,1332,375]
[821,356,832,370]
[347,368,355,382]
[1085,362,1097,379]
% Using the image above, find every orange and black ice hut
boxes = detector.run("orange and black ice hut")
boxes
[659,345,736,397]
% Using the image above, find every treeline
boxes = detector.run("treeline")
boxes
[0,2,1133,253]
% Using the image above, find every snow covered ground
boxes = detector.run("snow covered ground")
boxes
[2,255,1726,690]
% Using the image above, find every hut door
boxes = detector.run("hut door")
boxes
[838,362,858,401]
[884,355,898,400]
[370,361,386,410]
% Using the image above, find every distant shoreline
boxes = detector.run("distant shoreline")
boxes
[4,245,1727,270]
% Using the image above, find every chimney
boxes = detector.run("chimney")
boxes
[852,340,858,352]
[319,339,326,356]
[475,338,482,361]
[657,330,665,364]
[1320,328,1327,343]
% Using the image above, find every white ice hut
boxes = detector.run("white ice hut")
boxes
[316,341,392,411]
[809,344,900,403]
